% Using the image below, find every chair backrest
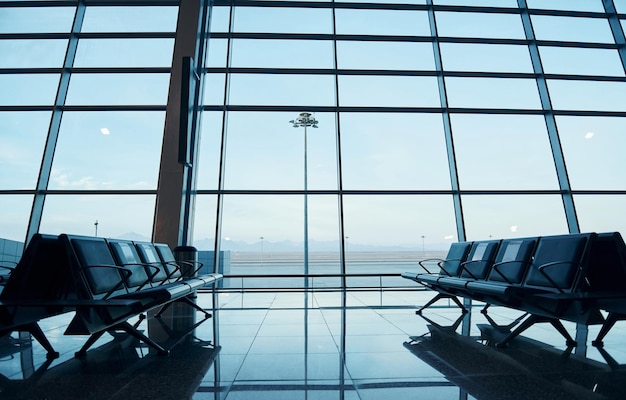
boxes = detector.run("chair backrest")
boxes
[107,238,151,290]
[134,242,169,283]
[1,233,73,301]
[154,243,182,280]
[460,240,500,279]
[487,237,537,284]
[440,242,473,277]
[62,234,126,299]
[522,233,594,292]
[584,232,626,293]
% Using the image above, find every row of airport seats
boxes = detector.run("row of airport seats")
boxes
[402,232,626,348]
[0,233,222,358]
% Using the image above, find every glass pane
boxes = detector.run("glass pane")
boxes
[220,195,300,285]
[435,12,525,39]
[232,7,333,34]
[342,195,458,274]
[440,43,533,73]
[435,0,517,6]
[196,111,223,190]
[0,74,59,106]
[50,112,165,190]
[209,6,231,33]
[0,7,75,33]
[451,114,559,190]
[547,80,626,112]
[0,39,68,68]
[575,195,626,234]
[335,9,430,36]
[203,74,226,105]
[74,39,175,68]
[531,16,614,43]
[337,41,435,70]
[338,76,440,107]
[526,0,604,12]
[65,73,170,105]
[0,112,50,190]
[230,39,334,69]
[221,194,341,288]
[192,195,218,251]
[340,113,451,190]
[341,0,426,3]
[462,195,568,239]
[445,77,541,109]
[0,195,33,242]
[82,6,179,33]
[617,0,626,13]
[557,116,626,190]
[227,74,335,106]
[206,38,228,67]
[0,237,24,266]
[539,47,624,76]
[40,195,156,239]
[223,112,337,190]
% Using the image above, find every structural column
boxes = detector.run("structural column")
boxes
[153,0,205,247]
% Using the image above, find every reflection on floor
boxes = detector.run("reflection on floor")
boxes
[2,290,626,399]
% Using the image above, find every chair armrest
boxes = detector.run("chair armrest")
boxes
[418,258,444,274]
[537,260,578,293]
[437,258,463,277]
[0,262,16,272]
[176,259,205,276]
[125,263,160,290]
[81,265,132,300]
[162,261,184,282]
[491,260,530,284]
[459,259,484,279]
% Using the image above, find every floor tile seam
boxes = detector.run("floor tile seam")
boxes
[228,297,275,389]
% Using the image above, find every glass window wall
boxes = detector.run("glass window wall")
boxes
[2,1,625,290]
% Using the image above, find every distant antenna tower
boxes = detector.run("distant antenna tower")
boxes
[94,220,99,236]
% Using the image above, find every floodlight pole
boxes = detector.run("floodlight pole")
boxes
[289,112,318,288]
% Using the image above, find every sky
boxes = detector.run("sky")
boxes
[0,2,625,250]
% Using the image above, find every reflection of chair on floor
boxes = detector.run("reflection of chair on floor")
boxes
[408,312,467,344]
[0,333,220,400]
[150,311,214,350]
[409,312,467,344]
[405,324,626,400]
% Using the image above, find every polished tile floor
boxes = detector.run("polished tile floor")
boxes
[2,290,626,399]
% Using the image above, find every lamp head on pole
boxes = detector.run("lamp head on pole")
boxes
[289,112,318,128]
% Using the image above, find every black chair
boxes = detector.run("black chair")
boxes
[485,233,595,347]
[436,239,501,293]
[402,241,473,313]
[0,234,72,359]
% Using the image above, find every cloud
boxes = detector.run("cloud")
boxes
[50,169,98,190]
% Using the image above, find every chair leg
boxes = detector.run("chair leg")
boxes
[592,312,621,347]
[549,319,577,347]
[177,296,211,317]
[75,330,107,358]
[117,321,169,356]
[496,315,576,348]
[495,314,538,348]
[154,302,171,318]
[483,312,528,331]
[416,293,466,314]
[25,323,59,359]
